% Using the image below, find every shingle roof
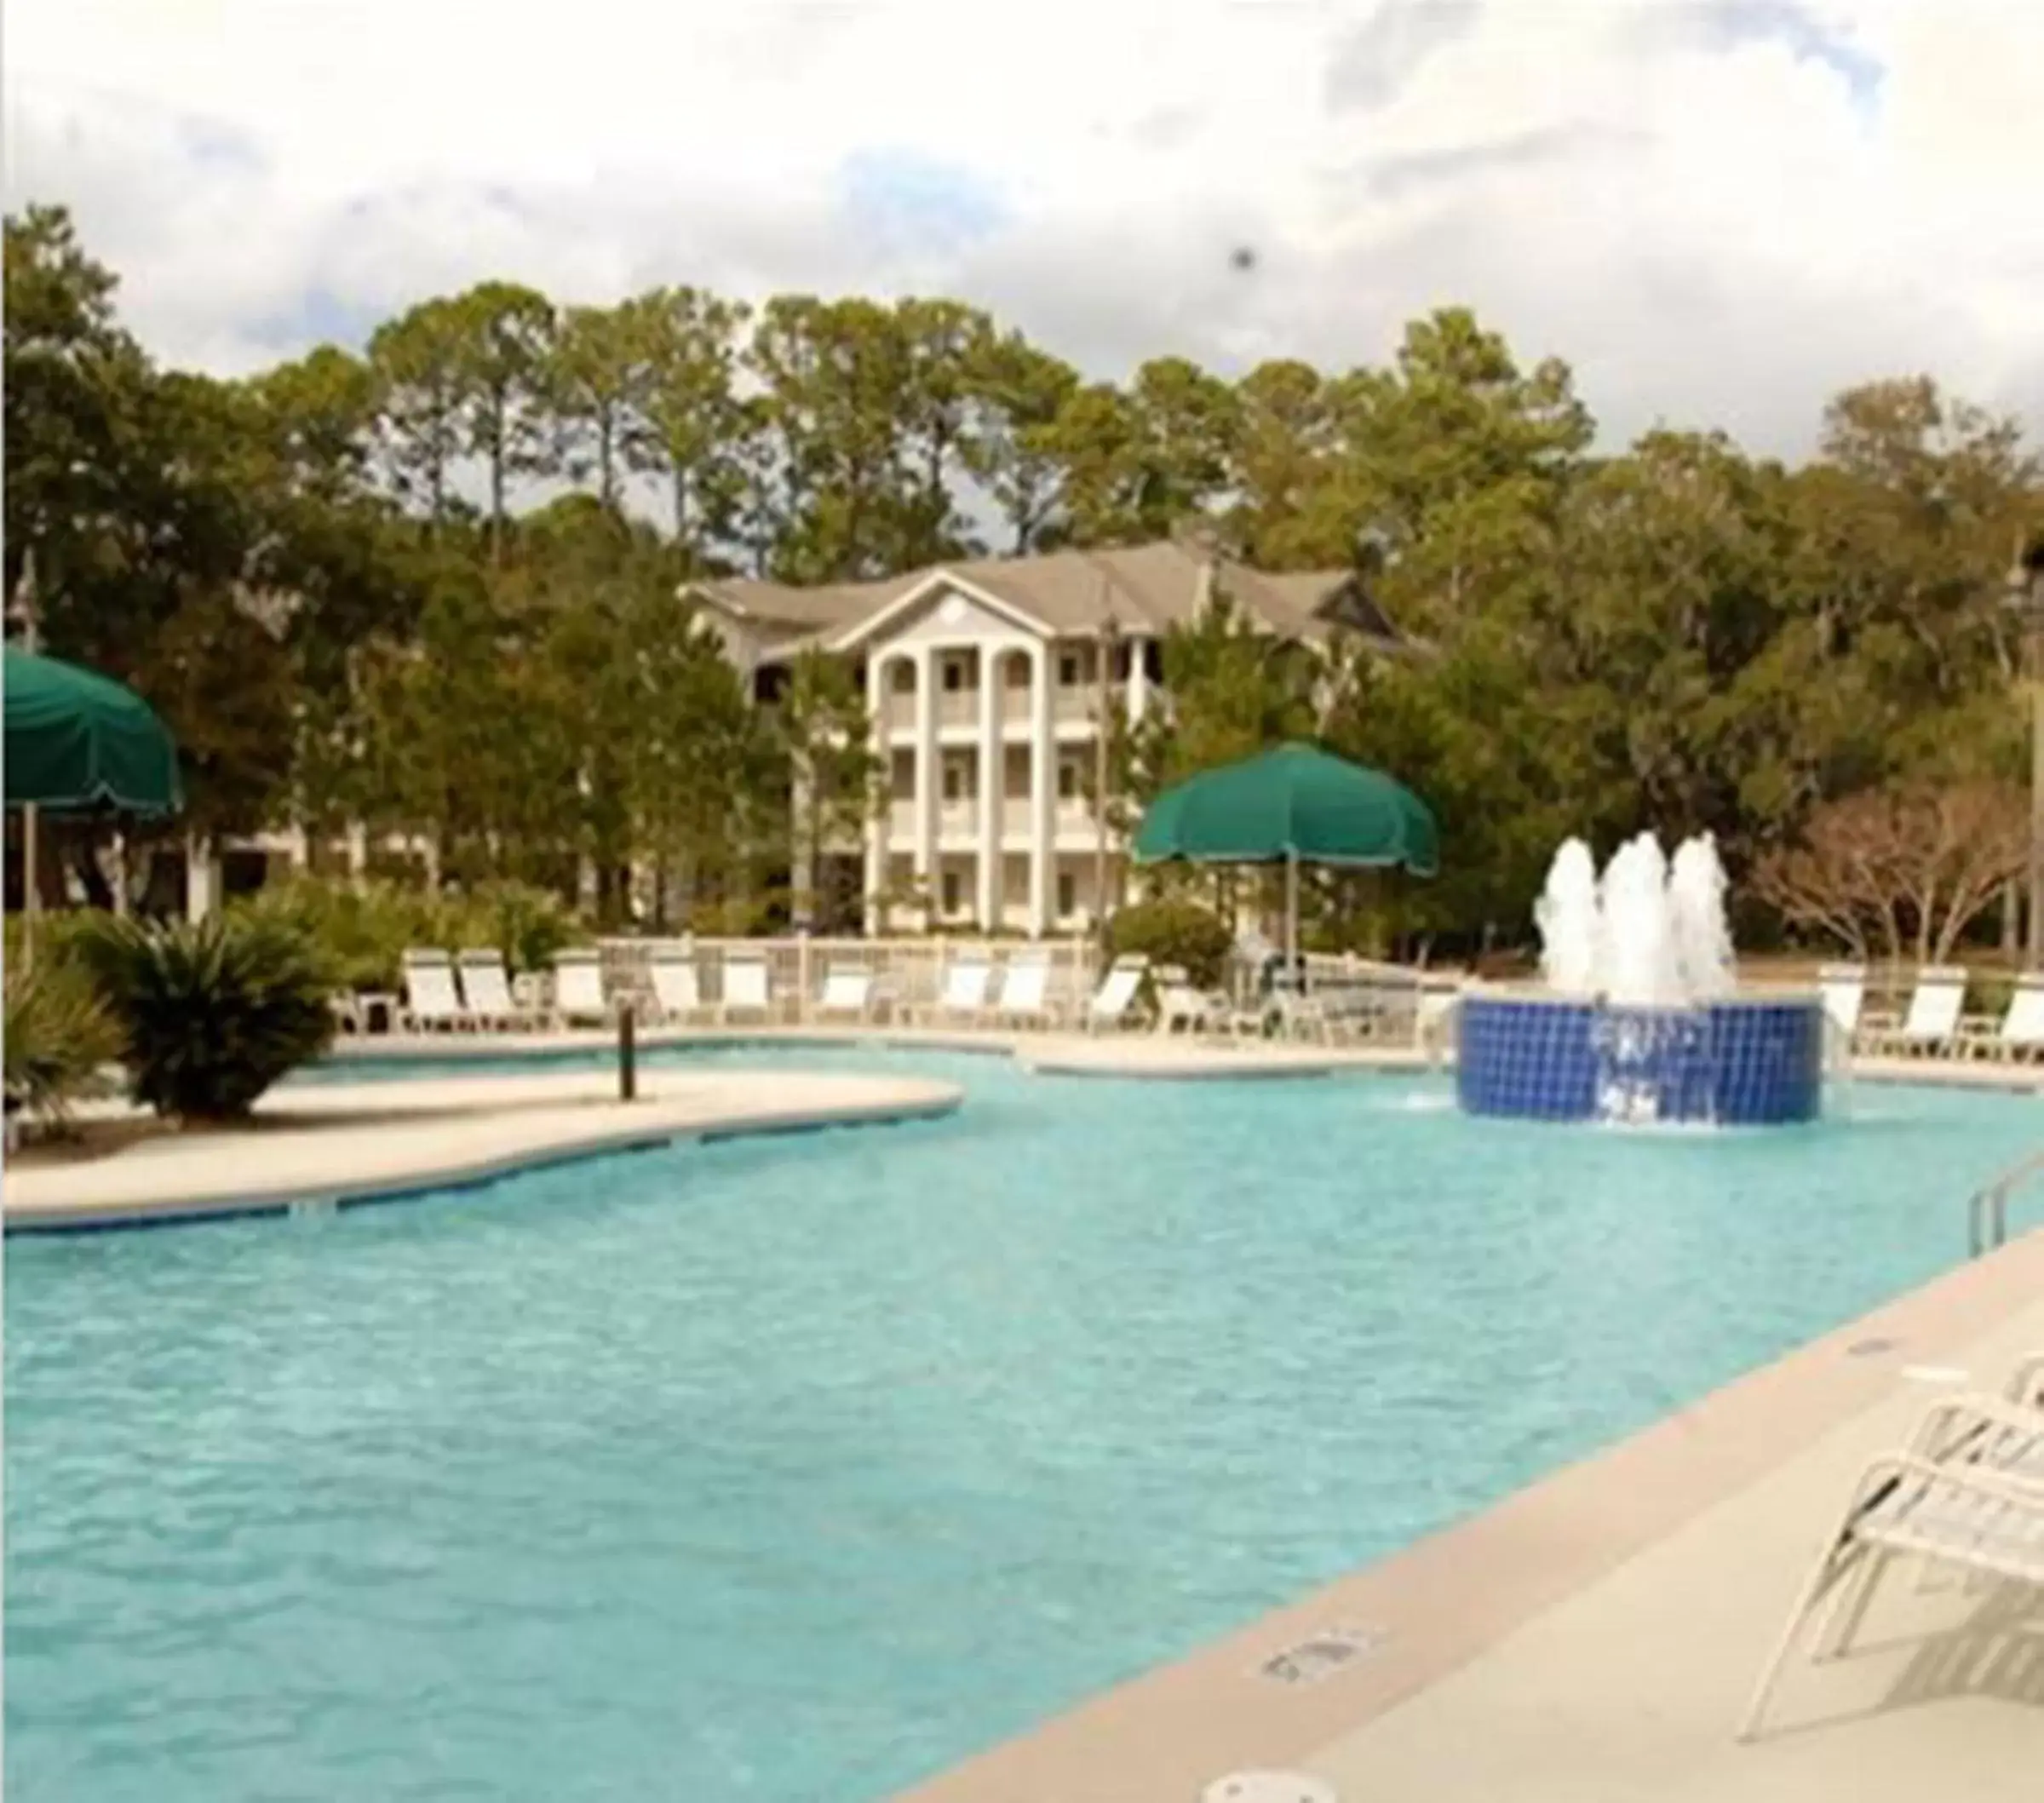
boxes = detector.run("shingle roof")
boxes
[689,540,1394,655]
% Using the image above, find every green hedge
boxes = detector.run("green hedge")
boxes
[235,876,580,991]
[1105,898,1235,988]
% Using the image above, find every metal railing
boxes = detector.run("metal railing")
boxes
[1966,1148,2044,1258]
[591,934,1100,1023]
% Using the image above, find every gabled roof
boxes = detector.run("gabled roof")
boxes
[685,540,1399,661]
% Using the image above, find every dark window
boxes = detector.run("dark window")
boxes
[1057,873,1077,916]
[943,659,965,692]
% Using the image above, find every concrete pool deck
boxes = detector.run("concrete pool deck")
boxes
[314,1020,2044,1091]
[317,1021,1430,1079]
[2,1068,962,1232]
[898,1227,2044,1803]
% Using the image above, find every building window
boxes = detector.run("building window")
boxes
[943,761,975,802]
[1058,761,1080,801]
[1005,656,1030,688]
[942,871,963,913]
[1144,640,1164,683]
[1058,651,1082,687]
[942,658,966,692]
[1057,872,1077,917]
[891,661,916,693]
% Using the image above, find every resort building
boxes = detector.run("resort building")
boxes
[687,538,1400,936]
[187,539,1397,933]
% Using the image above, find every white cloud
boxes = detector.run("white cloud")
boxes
[5,0,2041,456]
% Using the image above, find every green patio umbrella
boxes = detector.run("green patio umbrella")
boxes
[5,645,183,963]
[5,646,184,816]
[1131,742,1438,965]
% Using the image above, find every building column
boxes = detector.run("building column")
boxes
[347,823,369,881]
[1028,643,1054,936]
[1126,634,1150,724]
[977,647,1002,927]
[185,834,218,922]
[864,653,895,937]
[913,645,937,928]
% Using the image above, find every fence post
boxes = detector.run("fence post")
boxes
[618,1002,637,1102]
[797,930,813,1024]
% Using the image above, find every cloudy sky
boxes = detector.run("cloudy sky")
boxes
[8,0,2041,456]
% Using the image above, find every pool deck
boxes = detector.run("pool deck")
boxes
[318,1021,1431,1079]
[2,1068,962,1232]
[313,1019,2044,1091]
[897,1228,2044,1803]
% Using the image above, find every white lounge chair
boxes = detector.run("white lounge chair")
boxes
[400,949,474,1032]
[1741,1451,2044,1738]
[551,949,613,1027]
[720,951,772,1024]
[1817,962,1865,1050]
[922,956,994,1025]
[1086,956,1149,1033]
[1154,965,1228,1035]
[1416,985,1461,1059]
[456,948,538,1031]
[1963,973,2044,1062]
[814,965,876,1023]
[1862,966,1967,1057]
[647,950,703,1025]
[993,952,1054,1029]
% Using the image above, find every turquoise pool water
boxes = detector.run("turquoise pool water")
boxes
[8,1050,2039,1802]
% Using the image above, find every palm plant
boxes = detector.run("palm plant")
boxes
[70,914,338,1122]
[3,960,123,1131]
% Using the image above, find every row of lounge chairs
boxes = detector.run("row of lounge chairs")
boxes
[370,946,1147,1036]
[365,946,1444,1042]
[1822,964,2044,1060]
[1744,1349,2044,1736]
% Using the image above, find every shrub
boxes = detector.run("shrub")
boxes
[238,874,581,990]
[4,957,123,1129]
[70,913,339,1122]
[1105,897,1235,988]
[477,881,577,976]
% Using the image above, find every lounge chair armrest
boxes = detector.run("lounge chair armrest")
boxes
[1907,1391,2044,1469]
[1854,1451,2044,1512]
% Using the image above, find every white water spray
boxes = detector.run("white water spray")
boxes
[1532,831,1737,1005]
[1668,834,1735,1002]
[1533,837,1600,992]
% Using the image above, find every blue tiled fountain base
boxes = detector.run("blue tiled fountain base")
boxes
[1457,992,1824,1126]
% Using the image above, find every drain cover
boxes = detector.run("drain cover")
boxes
[1255,1625,1384,1685]
[1848,1335,1899,1358]
[1202,1772,1338,1803]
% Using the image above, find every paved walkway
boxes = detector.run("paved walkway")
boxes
[3,1069,961,1232]
[899,1231,2044,1802]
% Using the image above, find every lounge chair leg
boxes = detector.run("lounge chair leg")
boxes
[1739,1546,1853,1741]
[1815,1546,1891,1662]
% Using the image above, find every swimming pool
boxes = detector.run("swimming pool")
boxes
[7,1049,2039,1802]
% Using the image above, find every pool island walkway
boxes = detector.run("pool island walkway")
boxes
[3,1067,962,1232]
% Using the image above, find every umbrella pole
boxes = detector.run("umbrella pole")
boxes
[1286,847,1299,979]
[21,802,37,972]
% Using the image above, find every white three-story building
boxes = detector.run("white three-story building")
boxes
[688,537,1399,937]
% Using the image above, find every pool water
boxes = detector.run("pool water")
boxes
[7,1051,2039,1802]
